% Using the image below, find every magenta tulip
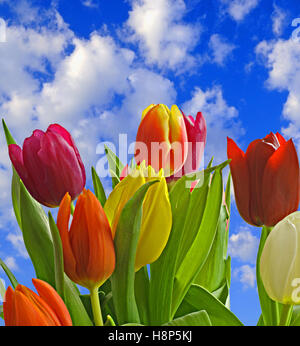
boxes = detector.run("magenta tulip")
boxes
[8,124,86,207]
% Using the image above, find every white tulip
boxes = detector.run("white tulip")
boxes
[260,211,300,304]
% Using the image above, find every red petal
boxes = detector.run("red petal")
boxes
[227,137,252,225]
[262,139,300,226]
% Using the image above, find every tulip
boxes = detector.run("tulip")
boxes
[260,211,300,306]
[135,104,188,176]
[57,189,115,326]
[57,189,115,290]
[3,279,72,326]
[227,133,300,227]
[104,163,172,272]
[8,124,86,207]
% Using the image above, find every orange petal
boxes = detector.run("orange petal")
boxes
[57,192,78,283]
[3,286,15,326]
[33,279,72,326]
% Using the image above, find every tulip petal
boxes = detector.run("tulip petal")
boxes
[104,171,145,237]
[33,279,72,326]
[245,138,276,225]
[3,286,15,326]
[135,177,172,271]
[227,137,252,225]
[262,139,300,226]
[57,193,78,283]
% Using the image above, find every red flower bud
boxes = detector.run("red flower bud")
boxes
[227,133,300,227]
[8,124,86,207]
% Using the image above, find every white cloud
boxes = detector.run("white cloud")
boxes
[81,0,98,8]
[233,265,256,289]
[6,233,29,259]
[229,228,259,263]
[221,0,259,22]
[124,0,201,71]
[256,37,300,152]
[182,85,243,164]
[209,34,236,66]
[4,256,18,271]
[271,4,287,36]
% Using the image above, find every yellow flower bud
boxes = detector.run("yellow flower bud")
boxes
[104,163,172,272]
[260,211,300,305]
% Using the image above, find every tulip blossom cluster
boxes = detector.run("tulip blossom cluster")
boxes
[1,102,300,327]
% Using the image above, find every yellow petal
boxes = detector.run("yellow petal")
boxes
[135,176,172,271]
[104,170,145,237]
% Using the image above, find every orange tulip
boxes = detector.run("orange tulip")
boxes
[57,189,115,291]
[3,279,72,326]
[135,104,188,176]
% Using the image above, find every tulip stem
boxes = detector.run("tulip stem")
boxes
[90,287,103,326]
[279,304,293,326]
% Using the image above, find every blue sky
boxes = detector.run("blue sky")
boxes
[0,0,299,326]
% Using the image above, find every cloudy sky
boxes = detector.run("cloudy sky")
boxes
[0,0,299,325]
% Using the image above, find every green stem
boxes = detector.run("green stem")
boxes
[90,287,103,326]
[257,226,280,326]
[279,304,293,326]
[70,201,75,215]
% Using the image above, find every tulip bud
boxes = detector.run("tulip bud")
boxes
[135,104,188,176]
[227,133,300,227]
[104,163,172,272]
[3,279,72,326]
[57,189,115,290]
[260,211,300,305]
[8,124,86,207]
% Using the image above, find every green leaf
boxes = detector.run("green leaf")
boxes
[0,258,18,288]
[135,266,150,325]
[2,119,16,145]
[110,180,158,325]
[175,284,243,326]
[104,145,124,189]
[172,168,224,316]
[91,166,106,207]
[164,310,212,326]
[48,212,65,300]
[149,175,192,325]
[256,226,280,326]
[0,305,3,320]
[0,278,6,301]
[194,203,229,292]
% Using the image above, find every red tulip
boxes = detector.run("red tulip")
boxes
[57,189,115,290]
[8,124,86,207]
[3,279,72,326]
[227,133,300,227]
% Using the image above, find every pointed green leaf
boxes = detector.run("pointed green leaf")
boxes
[104,145,124,189]
[172,168,224,316]
[164,310,212,326]
[91,166,106,207]
[0,278,6,301]
[0,258,18,289]
[135,266,150,325]
[110,180,159,325]
[48,212,65,300]
[175,284,243,326]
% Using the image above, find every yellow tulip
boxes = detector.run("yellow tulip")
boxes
[260,211,300,305]
[104,163,172,272]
